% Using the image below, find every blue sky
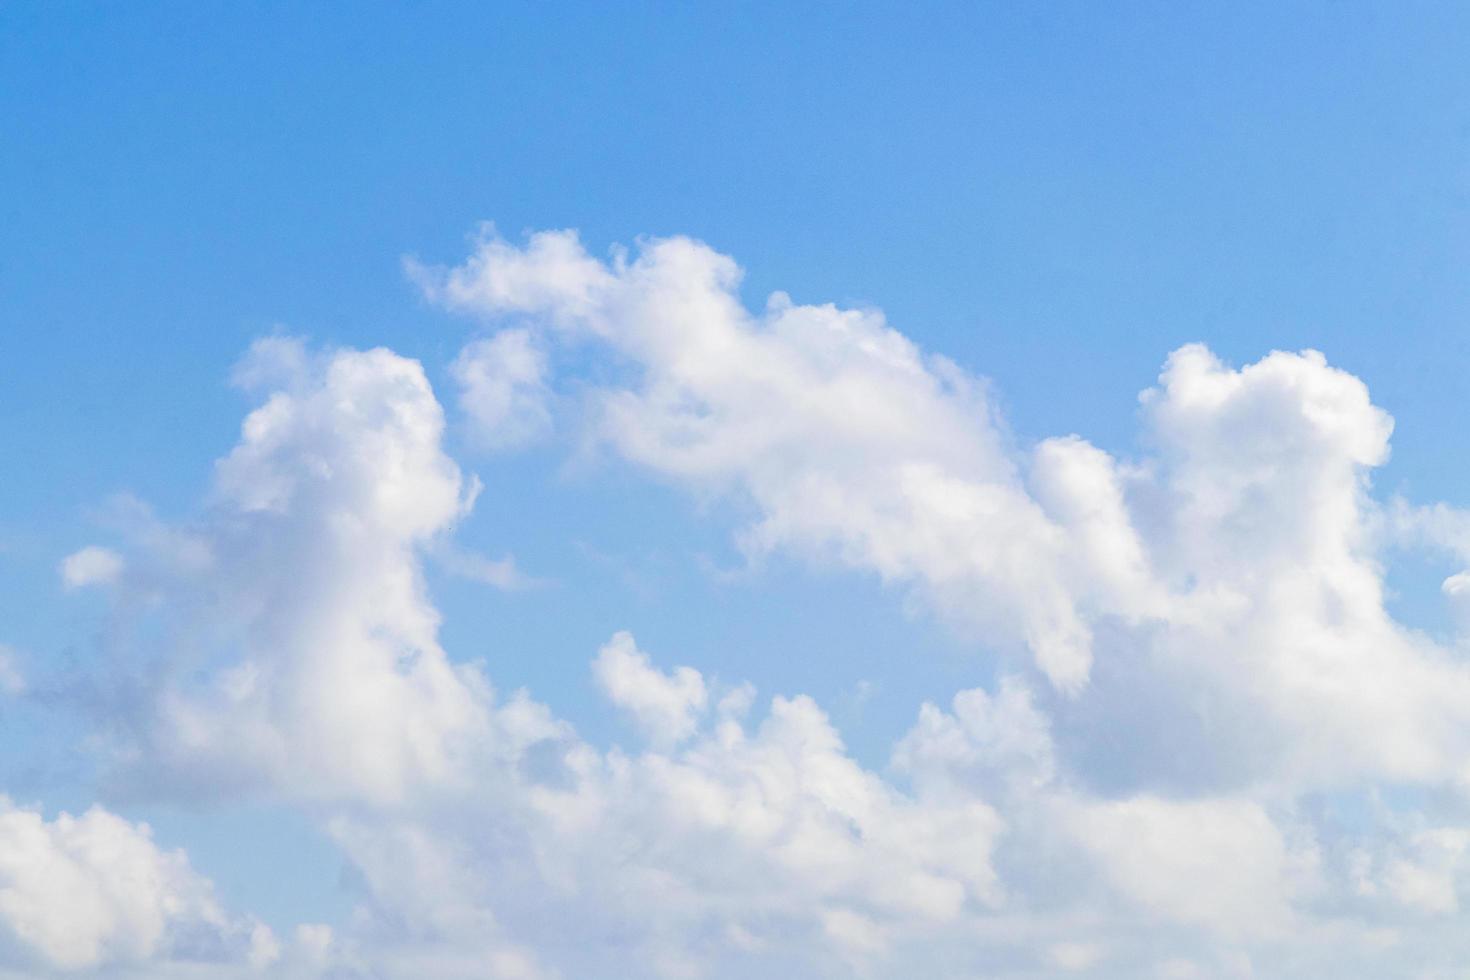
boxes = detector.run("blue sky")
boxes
[7,4,1470,978]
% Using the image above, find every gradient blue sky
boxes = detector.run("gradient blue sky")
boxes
[7,4,1470,978]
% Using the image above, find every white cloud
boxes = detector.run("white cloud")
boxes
[47,227,1470,977]
[892,676,1056,800]
[415,228,1470,795]
[413,230,1095,693]
[449,329,553,450]
[406,225,614,329]
[1060,795,1315,938]
[434,544,535,591]
[593,630,707,745]
[0,647,24,698]
[59,546,124,590]
[390,225,1470,974]
[327,659,1007,976]
[105,338,493,804]
[0,798,266,972]
[72,337,1010,976]
[1047,941,1105,971]
[1353,825,1470,917]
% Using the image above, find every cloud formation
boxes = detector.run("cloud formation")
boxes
[407,227,1470,973]
[0,799,272,974]
[105,338,492,805]
[418,228,1470,791]
[448,328,553,451]
[59,546,124,590]
[593,630,708,746]
[35,227,1470,977]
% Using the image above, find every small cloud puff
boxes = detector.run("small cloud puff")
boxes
[59,546,124,590]
[593,631,707,746]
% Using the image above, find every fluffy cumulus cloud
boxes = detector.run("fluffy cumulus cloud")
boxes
[35,226,1470,977]
[63,331,1007,978]
[418,229,1470,789]
[593,630,708,745]
[420,229,1098,692]
[325,673,1005,978]
[0,799,272,975]
[98,337,494,804]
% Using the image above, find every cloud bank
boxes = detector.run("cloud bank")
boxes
[28,227,1470,977]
